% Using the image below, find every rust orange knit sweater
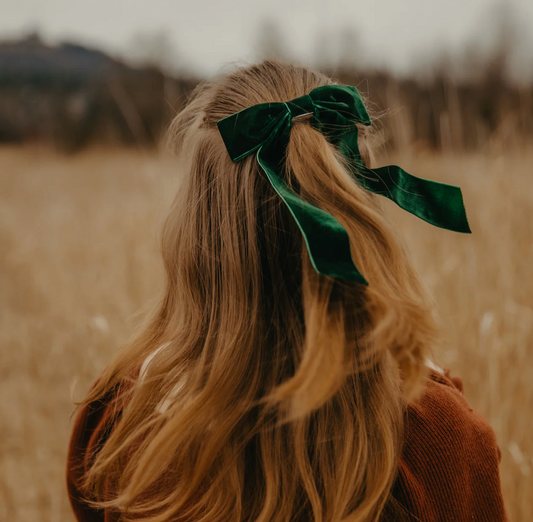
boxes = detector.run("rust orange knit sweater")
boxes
[66,369,509,521]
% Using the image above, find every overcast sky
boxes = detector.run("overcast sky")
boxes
[1,0,532,77]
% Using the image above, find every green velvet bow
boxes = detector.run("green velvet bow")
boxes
[217,84,470,285]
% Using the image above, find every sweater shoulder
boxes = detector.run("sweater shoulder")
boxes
[394,369,508,521]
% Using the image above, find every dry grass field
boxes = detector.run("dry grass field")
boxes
[0,144,531,521]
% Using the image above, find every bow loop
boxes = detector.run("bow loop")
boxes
[310,85,372,126]
[217,103,289,162]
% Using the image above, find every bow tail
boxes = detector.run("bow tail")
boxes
[359,165,471,233]
[257,146,368,285]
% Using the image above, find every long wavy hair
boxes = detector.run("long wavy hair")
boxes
[81,60,439,522]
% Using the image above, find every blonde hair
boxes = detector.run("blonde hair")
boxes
[81,60,438,522]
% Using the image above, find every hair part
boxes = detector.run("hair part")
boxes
[81,60,438,522]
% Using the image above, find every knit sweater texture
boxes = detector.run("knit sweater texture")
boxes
[66,369,509,521]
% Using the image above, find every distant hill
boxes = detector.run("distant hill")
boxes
[0,33,125,85]
[0,34,198,151]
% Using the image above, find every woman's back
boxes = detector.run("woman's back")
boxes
[67,366,508,521]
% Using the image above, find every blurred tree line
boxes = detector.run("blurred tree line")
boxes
[0,5,531,153]
[334,65,533,152]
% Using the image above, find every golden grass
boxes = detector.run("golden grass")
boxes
[0,145,531,521]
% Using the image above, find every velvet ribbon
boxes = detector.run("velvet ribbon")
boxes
[217,85,470,285]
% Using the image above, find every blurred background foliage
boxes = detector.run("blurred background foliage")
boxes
[0,2,531,153]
